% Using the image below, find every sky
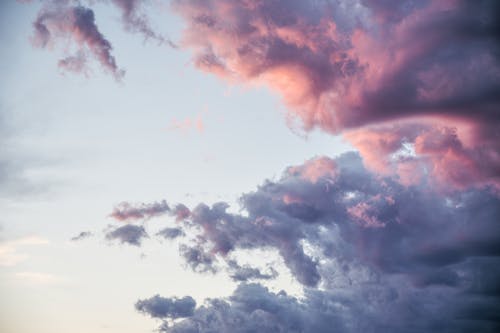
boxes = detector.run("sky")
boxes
[0,0,499,333]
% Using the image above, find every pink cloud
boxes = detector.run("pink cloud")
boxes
[286,156,337,184]
[172,0,500,189]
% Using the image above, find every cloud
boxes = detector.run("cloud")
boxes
[157,227,185,240]
[109,200,170,222]
[135,295,196,319]
[227,260,278,282]
[171,0,500,188]
[31,2,124,79]
[109,0,174,46]
[132,152,500,331]
[140,279,500,333]
[70,231,93,241]
[105,224,148,246]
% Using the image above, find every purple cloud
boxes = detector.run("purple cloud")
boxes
[133,152,500,331]
[32,3,125,79]
[109,200,170,222]
[105,224,148,246]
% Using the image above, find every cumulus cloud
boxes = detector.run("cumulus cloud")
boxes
[133,152,500,331]
[135,295,196,319]
[105,224,148,246]
[109,200,170,222]
[140,280,500,333]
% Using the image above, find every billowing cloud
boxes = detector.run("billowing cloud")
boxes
[105,224,148,246]
[134,152,500,331]
[32,2,125,79]
[172,0,500,188]
[173,0,500,129]
[109,200,170,222]
[140,279,500,333]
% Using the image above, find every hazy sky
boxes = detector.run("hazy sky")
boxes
[1,1,499,333]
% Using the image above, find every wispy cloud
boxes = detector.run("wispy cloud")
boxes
[0,236,49,267]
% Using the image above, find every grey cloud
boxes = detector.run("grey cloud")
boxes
[135,295,196,319]
[105,224,148,246]
[227,260,278,282]
[70,231,93,241]
[131,151,500,331]
[157,227,185,240]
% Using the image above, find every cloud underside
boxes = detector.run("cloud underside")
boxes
[134,152,500,332]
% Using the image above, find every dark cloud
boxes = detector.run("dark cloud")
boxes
[105,224,148,246]
[109,200,170,222]
[70,231,93,241]
[135,295,196,319]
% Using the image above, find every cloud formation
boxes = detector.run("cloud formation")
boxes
[105,224,148,246]
[135,295,196,319]
[32,2,125,79]
[109,200,170,222]
[136,152,500,332]
[172,0,500,188]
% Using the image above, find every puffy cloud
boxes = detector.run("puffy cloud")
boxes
[135,295,196,319]
[133,152,500,331]
[32,2,125,79]
[141,279,500,332]
[70,231,93,241]
[345,120,500,189]
[172,0,500,188]
[105,224,148,246]
[109,200,170,222]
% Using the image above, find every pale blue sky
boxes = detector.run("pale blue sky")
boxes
[0,2,350,332]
